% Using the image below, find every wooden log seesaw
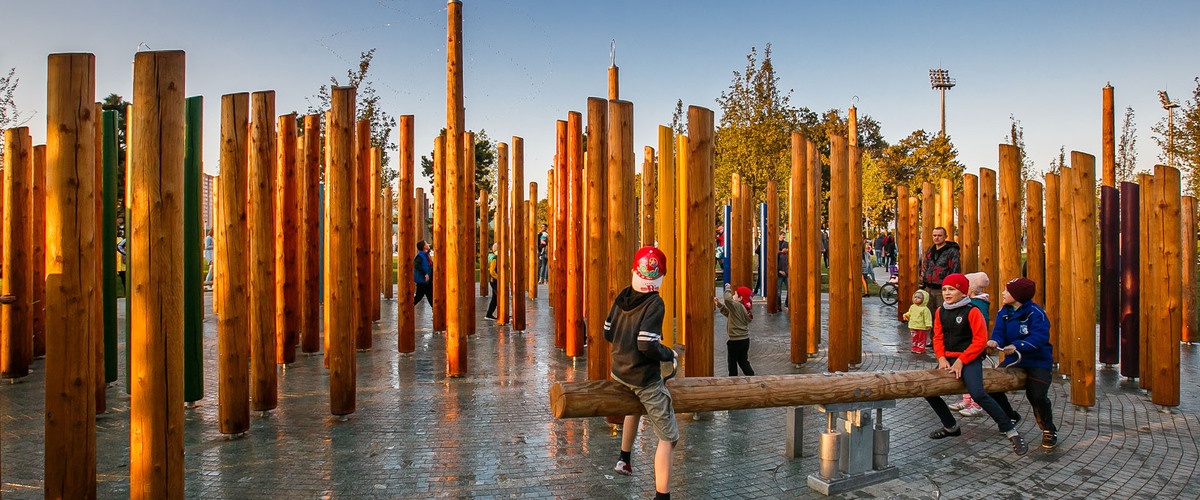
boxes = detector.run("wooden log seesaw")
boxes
[550,366,1026,496]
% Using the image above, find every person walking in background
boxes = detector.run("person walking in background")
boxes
[203,228,215,289]
[537,224,549,284]
[485,242,500,320]
[883,232,897,268]
[988,277,1058,449]
[714,284,754,376]
[413,240,433,307]
[776,233,788,306]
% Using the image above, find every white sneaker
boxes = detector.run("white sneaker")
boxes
[959,405,985,417]
[948,398,967,411]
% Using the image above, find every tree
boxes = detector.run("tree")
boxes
[1152,77,1200,198]
[877,129,965,204]
[1005,114,1035,185]
[1116,105,1139,183]
[1047,146,1066,177]
[860,151,893,232]
[308,49,399,186]
[0,67,32,170]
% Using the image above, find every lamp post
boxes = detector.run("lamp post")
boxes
[1159,90,1181,168]
[930,68,956,137]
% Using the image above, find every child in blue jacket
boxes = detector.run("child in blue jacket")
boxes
[986,277,1058,449]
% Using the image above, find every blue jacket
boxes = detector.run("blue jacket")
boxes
[991,301,1052,370]
[414,251,433,284]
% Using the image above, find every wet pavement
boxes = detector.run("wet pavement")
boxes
[3,270,1200,499]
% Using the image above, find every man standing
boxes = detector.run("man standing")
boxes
[776,232,789,306]
[919,226,961,313]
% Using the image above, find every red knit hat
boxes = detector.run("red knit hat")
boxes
[1006,277,1036,303]
[631,246,667,292]
[942,273,970,296]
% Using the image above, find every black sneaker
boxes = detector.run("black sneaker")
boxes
[1042,430,1057,449]
[1009,433,1028,455]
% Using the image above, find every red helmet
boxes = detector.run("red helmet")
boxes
[632,246,667,280]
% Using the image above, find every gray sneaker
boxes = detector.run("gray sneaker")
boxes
[1009,433,1028,455]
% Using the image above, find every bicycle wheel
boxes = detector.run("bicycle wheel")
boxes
[879,282,898,306]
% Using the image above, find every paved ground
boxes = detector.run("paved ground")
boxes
[3,274,1200,499]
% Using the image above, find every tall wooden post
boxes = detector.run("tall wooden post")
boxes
[939,177,954,242]
[354,120,373,350]
[642,146,656,247]
[301,114,322,354]
[731,173,743,286]
[920,182,935,263]
[445,0,470,374]
[765,181,780,313]
[129,50,185,498]
[998,144,1022,285]
[960,174,979,273]
[978,169,1001,306]
[1045,173,1061,367]
[1103,84,1116,188]
[384,184,394,300]
[497,142,509,324]
[510,137,526,331]
[528,182,538,300]
[397,115,416,353]
[565,111,584,356]
[371,147,382,321]
[1100,84,1121,361]
[1150,165,1181,407]
[327,87,357,412]
[44,52,98,498]
[806,140,822,355]
[275,114,299,365]
[1138,172,1152,388]
[31,145,45,361]
[1119,181,1140,378]
[789,133,807,363]
[676,134,689,348]
[608,100,635,312]
[553,120,568,349]
[849,144,863,365]
[433,133,447,332]
[217,93,251,434]
[684,106,714,377]
[463,133,477,332]
[1182,196,1197,343]
[896,186,911,323]
[1069,153,1097,407]
[1026,181,1045,306]
[249,92,279,412]
[478,189,489,298]
[657,126,676,345]
[2,127,32,380]
[828,134,850,373]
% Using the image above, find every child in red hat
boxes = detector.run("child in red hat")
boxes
[715,284,755,376]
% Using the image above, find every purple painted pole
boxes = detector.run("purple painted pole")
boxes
[1119,181,1139,378]
[1099,186,1120,364]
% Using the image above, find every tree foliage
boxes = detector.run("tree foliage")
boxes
[308,49,399,186]
[0,68,32,170]
[1047,146,1066,177]
[1152,77,1200,198]
[868,130,965,226]
[418,129,498,195]
[1116,105,1139,183]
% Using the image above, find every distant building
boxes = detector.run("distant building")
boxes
[203,173,215,230]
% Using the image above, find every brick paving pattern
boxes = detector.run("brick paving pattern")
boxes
[3,279,1200,498]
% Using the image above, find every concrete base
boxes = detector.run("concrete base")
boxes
[807,466,899,496]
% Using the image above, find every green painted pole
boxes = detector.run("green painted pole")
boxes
[125,103,132,394]
[183,96,203,403]
[102,110,118,383]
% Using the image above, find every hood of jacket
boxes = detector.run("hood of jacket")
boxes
[615,286,656,312]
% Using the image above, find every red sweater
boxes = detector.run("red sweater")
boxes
[933,305,988,365]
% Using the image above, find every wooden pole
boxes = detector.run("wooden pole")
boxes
[275,114,299,365]
[464,132,477,333]
[607,101,636,307]
[583,98,610,376]
[608,65,619,100]
[766,181,780,313]
[657,126,676,345]
[565,111,584,356]
[301,114,322,354]
[1103,84,1116,189]
[960,174,979,273]
[433,133,447,332]
[939,177,955,242]
[1183,196,1197,343]
[1069,152,1097,407]
[998,144,1022,285]
[354,120,373,350]
[1150,165,1181,407]
[44,52,98,498]
[217,93,251,434]
[510,137,526,331]
[529,182,538,300]
[1099,183,1121,364]
[397,115,415,353]
[384,184,394,301]
[907,195,920,310]
[896,186,911,323]
[129,50,185,498]
[828,135,850,373]
[553,120,568,349]
[249,92,279,412]
[497,141,509,324]
[1138,172,1152,388]
[371,147,382,320]
[1044,173,1061,368]
[642,146,656,247]
[789,133,807,363]
[478,189,489,298]
[327,86,357,412]
[676,134,689,348]
[850,144,863,365]
[978,169,1001,307]
[445,0,470,374]
[1119,181,1140,378]
[920,182,935,265]
[806,140,822,356]
[685,106,714,377]
[1,127,32,379]
[181,98,203,405]
[731,172,744,287]
[31,145,46,361]
[552,368,1028,419]
[1026,181,1045,306]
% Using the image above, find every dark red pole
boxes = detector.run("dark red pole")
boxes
[1119,181,1139,378]
[1099,185,1120,364]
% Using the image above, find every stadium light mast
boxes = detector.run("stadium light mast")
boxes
[1159,90,1181,168]
[930,68,956,137]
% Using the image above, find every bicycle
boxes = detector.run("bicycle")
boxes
[879,264,899,306]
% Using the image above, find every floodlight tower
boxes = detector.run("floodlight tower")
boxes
[1159,90,1181,168]
[930,68,956,137]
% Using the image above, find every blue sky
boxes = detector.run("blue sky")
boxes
[3,0,1199,193]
